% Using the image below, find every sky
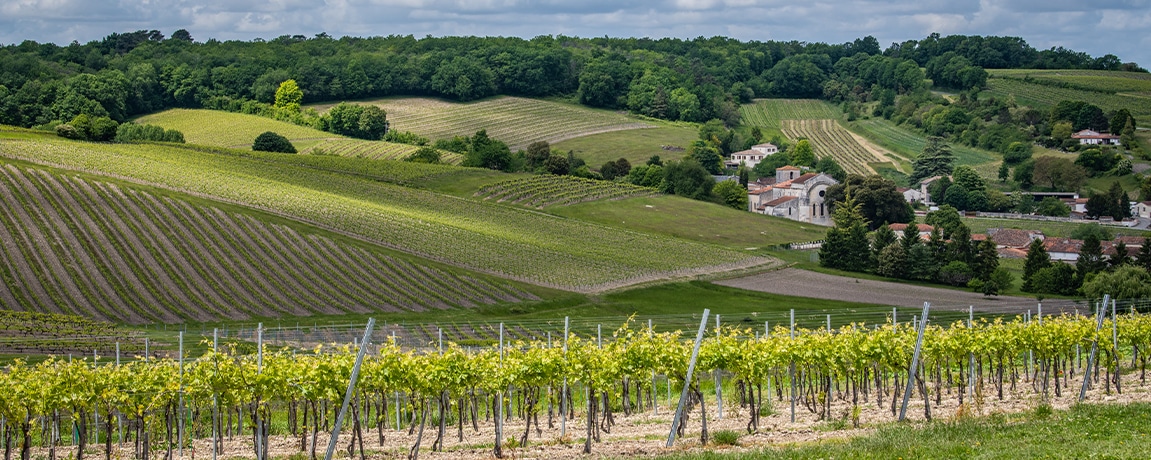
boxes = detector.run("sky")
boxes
[1,0,1149,66]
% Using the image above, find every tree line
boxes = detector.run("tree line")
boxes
[0,30,1141,131]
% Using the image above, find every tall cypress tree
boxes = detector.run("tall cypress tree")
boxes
[820,193,871,272]
[971,239,1000,281]
[1110,240,1131,267]
[1077,233,1106,283]
[1021,238,1051,292]
[1136,238,1151,272]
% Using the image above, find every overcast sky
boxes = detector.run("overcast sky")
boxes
[2,0,1149,66]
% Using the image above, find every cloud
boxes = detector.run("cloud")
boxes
[0,0,1147,65]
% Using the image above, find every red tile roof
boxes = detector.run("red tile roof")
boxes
[998,248,1028,259]
[1072,129,1120,140]
[791,173,820,184]
[1044,239,1082,254]
[776,166,800,171]
[888,223,936,233]
[987,228,1043,248]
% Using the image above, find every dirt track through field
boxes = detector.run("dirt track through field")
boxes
[715,268,1088,315]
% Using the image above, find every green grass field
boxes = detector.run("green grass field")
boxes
[552,124,698,167]
[989,69,1151,93]
[551,194,827,252]
[961,216,1151,239]
[312,96,653,151]
[0,132,770,291]
[654,403,1151,460]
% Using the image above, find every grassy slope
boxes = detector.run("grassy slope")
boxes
[310,96,653,151]
[654,403,1151,460]
[983,70,1151,125]
[551,194,827,252]
[0,131,767,291]
[552,123,698,167]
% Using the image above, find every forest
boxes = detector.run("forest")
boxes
[0,30,1143,130]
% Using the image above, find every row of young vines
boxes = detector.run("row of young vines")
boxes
[3,307,1150,460]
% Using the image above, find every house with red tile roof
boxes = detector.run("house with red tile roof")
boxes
[747,166,838,225]
[1072,129,1121,146]
[986,228,1044,249]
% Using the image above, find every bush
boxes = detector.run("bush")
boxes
[55,114,119,141]
[115,123,185,143]
[404,147,441,164]
[938,261,973,286]
[252,131,297,153]
[711,430,740,446]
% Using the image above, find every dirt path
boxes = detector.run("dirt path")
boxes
[715,268,1087,314]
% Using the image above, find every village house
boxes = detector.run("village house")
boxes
[748,166,838,225]
[1041,236,1144,262]
[1071,129,1121,146]
[897,187,926,205]
[726,143,780,169]
[1137,201,1151,219]
[887,223,936,241]
[919,175,947,205]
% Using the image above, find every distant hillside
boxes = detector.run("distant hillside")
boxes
[311,96,653,151]
[137,109,463,163]
[984,70,1151,125]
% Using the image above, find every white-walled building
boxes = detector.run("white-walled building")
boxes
[1072,129,1121,146]
[748,166,838,225]
[726,143,779,169]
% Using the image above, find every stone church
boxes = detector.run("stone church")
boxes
[746,166,839,225]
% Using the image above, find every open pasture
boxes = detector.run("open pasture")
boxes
[739,99,842,130]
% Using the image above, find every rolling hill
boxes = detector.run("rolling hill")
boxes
[312,96,654,151]
[0,131,773,293]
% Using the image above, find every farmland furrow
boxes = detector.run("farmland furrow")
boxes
[235,216,365,312]
[103,184,241,319]
[50,176,176,322]
[266,224,376,313]
[384,257,453,309]
[204,209,340,315]
[159,197,293,315]
[16,168,140,322]
[0,169,86,316]
[337,245,429,311]
[134,192,273,317]
[79,180,212,321]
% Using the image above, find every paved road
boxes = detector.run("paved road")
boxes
[716,268,1089,315]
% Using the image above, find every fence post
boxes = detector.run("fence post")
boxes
[666,309,710,447]
[899,302,931,421]
[714,314,722,420]
[178,332,184,459]
[561,317,569,439]
[324,319,376,460]
[1080,296,1109,401]
[650,319,657,416]
[789,309,796,423]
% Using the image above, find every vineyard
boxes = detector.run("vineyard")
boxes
[0,163,539,324]
[474,175,658,208]
[307,140,463,165]
[0,310,144,356]
[339,96,653,151]
[983,78,1151,124]
[988,69,1151,94]
[780,119,897,175]
[3,303,1150,459]
[0,135,767,291]
[739,99,842,131]
[848,118,997,167]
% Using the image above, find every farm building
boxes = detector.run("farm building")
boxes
[726,143,779,169]
[887,223,936,240]
[1072,129,1121,146]
[898,187,925,205]
[748,166,838,225]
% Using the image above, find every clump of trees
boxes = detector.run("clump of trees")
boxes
[252,131,296,153]
[114,122,185,143]
[54,114,119,141]
[820,205,1013,295]
[1023,232,1151,299]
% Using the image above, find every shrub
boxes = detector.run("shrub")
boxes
[404,147,441,164]
[938,261,973,286]
[115,123,185,143]
[252,131,296,153]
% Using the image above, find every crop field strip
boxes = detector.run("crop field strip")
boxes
[989,69,1151,93]
[0,164,537,324]
[848,118,997,167]
[780,119,892,175]
[475,175,658,208]
[0,310,146,355]
[305,139,464,164]
[0,137,766,291]
[739,99,842,130]
[358,96,654,151]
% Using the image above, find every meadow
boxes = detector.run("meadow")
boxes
[739,99,842,132]
[0,133,770,291]
[847,118,998,167]
[313,96,654,151]
[552,124,698,167]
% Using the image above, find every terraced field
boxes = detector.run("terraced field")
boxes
[739,99,842,131]
[475,175,658,208]
[322,96,653,151]
[309,139,463,164]
[0,163,538,324]
[0,134,769,291]
[780,119,897,175]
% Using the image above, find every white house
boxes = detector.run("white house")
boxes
[897,187,925,205]
[1137,201,1151,219]
[1072,129,1121,146]
[748,166,838,225]
[727,143,779,169]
